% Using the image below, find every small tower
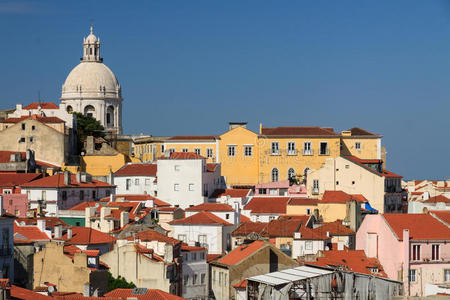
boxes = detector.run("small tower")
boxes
[81,25,102,62]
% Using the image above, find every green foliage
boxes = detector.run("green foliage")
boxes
[107,272,136,291]
[72,112,105,153]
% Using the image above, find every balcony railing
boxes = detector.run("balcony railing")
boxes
[287,149,298,156]
[303,149,313,156]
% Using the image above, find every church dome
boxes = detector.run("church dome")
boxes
[61,62,121,100]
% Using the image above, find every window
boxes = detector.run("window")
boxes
[189,184,194,191]
[432,244,440,261]
[145,179,151,185]
[80,190,84,200]
[182,148,188,152]
[193,274,198,285]
[169,148,175,154]
[336,181,339,185]
[201,273,206,284]
[194,148,201,155]
[135,179,139,185]
[271,142,280,155]
[319,142,329,155]
[412,244,421,261]
[213,270,216,282]
[219,272,222,284]
[184,275,189,286]
[19,137,25,143]
[161,145,165,153]
[174,184,180,191]
[174,165,180,171]
[444,269,450,282]
[200,252,205,260]
[21,123,25,130]
[207,148,213,158]
[288,168,295,180]
[259,188,267,195]
[178,234,186,242]
[29,137,34,142]
[305,241,313,250]
[355,142,361,150]
[303,142,312,155]
[312,179,319,194]
[271,168,279,182]
[62,191,67,201]
[244,145,253,157]
[31,125,35,131]
[198,235,207,247]
[225,213,230,220]
[306,208,311,215]
[41,190,46,201]
[92,190,96,199]
[3,190,11,195]
[126,179,131,190]
[192,252,197,261]
[287,142,296,155]
[409,269,416,282]
[228,145,236,157]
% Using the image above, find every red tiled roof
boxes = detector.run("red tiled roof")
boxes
[114,163,157,176]
[240,214,251,223]
[264,215,310,237]
[320,191,367,204]
[16,217,67,228]
[101,194,170,207]
[11,285,53,299]
[1,115,64,124]
[167,135,217,141]
[217,241,266,265]
[0,278,9,289]
[233,279,247,288]
[166,152,205,160]
[105,288,186,300]
[304,249,387,277]
[295,227,330,240]
[206,163,219,172]
[344,156,402,178]
[210,188,250,198]
[14,223,50,241]
[383,214,450,241]
[169,211,233,226]
[107,201,141,214]
[423,195,450,203]
[316,220,355,236]
[181,244,206,252]
[0,151,25,163]
[20,174,113,188]
[23,102,59,110]
[0,173,42,187]
[288,197,318,206]
[244,197,289,214]
[62,227,117,245]
[207,254,222,263]
[430,210,450,226]
[133,229,181,246]
[69,202,98,211]
[347,127,378,137]
[185,203,234,212]
[261,126,338,137]
[232,222,268,236]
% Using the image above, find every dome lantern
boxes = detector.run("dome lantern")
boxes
[82,25,102,63]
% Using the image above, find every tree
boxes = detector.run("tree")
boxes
[72,112,105,153]
[107,272,136,291]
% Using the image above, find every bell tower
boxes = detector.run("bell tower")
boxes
[82,26,102,62]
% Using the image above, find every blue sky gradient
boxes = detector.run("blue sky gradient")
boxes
[1,0,449,180]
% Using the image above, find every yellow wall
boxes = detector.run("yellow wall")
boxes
[341,137,380,159]
[257,137,340,184]
[286,204,318,216]
[163,141,218,163]
[81,153,129,177]
[134,141,164,162]
[317,202,347,222]
[219,126,259,186]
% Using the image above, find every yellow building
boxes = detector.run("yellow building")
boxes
[219,123,259,186]
[340,127,382,159]
[163,135,219,163]
[257,125,341,184]
[133,136,169,162]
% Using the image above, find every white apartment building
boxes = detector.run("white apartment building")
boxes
[114,163,157,196]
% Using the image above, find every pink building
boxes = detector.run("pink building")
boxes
[356,214,450,296]
[254,180,307,197]
[3,194,28,217]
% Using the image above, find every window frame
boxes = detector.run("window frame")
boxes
[227,145,236,157]
[319,141,329,155]
[271,142,280,155]
[244,145,253,157]
[287,141,296,155]
[271,168,279,182]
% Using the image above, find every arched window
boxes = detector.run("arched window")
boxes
[66,105,73,113]
[288,168,295,180]
[90,48,93,55]
[271,168,279,182]
[84,105,95,118]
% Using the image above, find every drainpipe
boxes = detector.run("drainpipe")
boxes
[403,229,410,296]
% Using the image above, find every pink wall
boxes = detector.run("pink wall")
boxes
[2,193,28,217]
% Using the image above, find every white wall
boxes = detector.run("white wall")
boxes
[292,239,328,259]
[171,224,229,254]
[115,175,157,196]
[182,249,208,299]
[185,210,236,225]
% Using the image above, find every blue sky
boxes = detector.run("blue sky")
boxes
[1,0,449,180]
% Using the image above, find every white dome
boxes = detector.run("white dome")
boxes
[85,32,98,44]
[61,62,122,100]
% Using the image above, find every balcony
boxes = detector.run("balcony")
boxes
[303,149,313,156]
[270,151,281,156]
[287,149,298,156]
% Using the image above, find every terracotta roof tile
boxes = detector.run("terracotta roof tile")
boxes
[423,195,450,203]
[304,249,387,278]
[217,241,266,265]
[164,152,206,160]
[316,220,355,236]
[232,221,268,236]
[206,163,219,172]
[114,163,157,176]
[0,173,43,187]
[62,227,117,245]
[244,197,290,214]
[20,174,113,188]
[23,102,59,110]
[181,244,206,252]
[233,279,247,288]
[210,188,251,198]
[185,203,234,212]
[14,223,50,241]
[383,214,450,241]
[320,191,367,204]
[16,217,67,228]
[169,211,233,226]
[207,254,222,263]
[261,126,339,137]
[69,202,98,211]
[133,229,181,246]
[11,285,53,299]
[105,288,186,300]
[348,127,378,136]
[100,194,170,207]
[344,156,402,178]
[1,115,64,124]
[430,210,450,226]
[295,227,330,240]
[288,197,318,206]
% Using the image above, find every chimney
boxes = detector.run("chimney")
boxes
[337,241,345,251]
[54,224,62,239]
[83,284,90,297]
[423,192,430,201]
[108,171,114,185]
[234,201,241,225]
[100,207,111,221]
[294,232,302,239]
[16,104,22,111]
[326,231,330,237]
[259,123,263,134]
[64,171,71,186]
[228,122,247,131]
[37,219,46,232]
[109,193,115,203]
[76,172,82,184]
[67,227,72,239]
[341,130,351,136]
[120,211,129,228]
